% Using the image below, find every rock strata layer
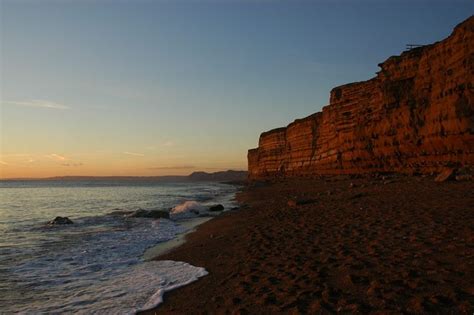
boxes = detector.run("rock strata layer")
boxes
[248,17,474,179]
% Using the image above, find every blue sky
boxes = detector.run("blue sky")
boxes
[0,0,472,177]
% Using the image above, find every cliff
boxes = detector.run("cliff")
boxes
[248,16,474,179]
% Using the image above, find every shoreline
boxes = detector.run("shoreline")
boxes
[143,217,214,260]
[142,184,244,260]
[142,175,474,314]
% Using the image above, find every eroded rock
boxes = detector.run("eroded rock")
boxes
[127,209,170,219]
[209,204,225,212]
[455,167,473,181]
[435,168,455,182]
[287,200,297,208]
[49,216,73,225]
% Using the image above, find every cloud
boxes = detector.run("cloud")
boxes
[148,165,196,170]
[162,140,175,147]
[62,163,83,167]
[0,153,30,157]
[123,151,145,157]
[0,160,8,165]
[2,100,70,110]
[47,153,67,161]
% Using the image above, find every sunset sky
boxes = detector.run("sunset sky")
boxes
[1,0,472,178]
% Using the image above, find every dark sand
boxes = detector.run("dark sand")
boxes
[143,176,474,314]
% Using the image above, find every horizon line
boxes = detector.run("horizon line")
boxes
[0,169,248,181]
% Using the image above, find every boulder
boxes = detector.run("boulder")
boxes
[456,174,473,181]
[209,204,225,212]
[455,167,473,181]
[435,168,455,182]
[127,209,170,219]
[49,216,73,225]
[287,200,297,208]
[296,198,317,205]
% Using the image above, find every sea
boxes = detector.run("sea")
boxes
[0,180,238,314]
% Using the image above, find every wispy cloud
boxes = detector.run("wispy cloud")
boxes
[62,163,83,167]
[123,151,145,157]
[0,160,8,165]
[2,100,69,110]
[0,153,30,157]
[148,165,195,170]
[162,140,175,147]
[46,153,67,161]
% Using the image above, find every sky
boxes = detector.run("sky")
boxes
[0,0,472,178]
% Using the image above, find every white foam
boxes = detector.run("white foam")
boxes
[0,182,237,313]
[8,260,207,314]
[170,201,207,219]
[134,261,208,313]
[4,218,188,314]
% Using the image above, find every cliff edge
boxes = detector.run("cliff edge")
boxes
[248,16,474,179]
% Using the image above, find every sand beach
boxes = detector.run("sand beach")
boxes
[144,175,474,314]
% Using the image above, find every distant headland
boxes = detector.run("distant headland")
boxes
[0,170,248,182]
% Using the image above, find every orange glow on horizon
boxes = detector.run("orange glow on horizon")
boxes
[0,153,246,179]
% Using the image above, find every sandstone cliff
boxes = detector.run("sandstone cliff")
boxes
[248,16,474,179]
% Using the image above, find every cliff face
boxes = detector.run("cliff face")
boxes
[248,16,474,179]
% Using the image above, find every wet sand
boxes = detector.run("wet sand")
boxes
[143,217,213,261]
[144,176,474,314]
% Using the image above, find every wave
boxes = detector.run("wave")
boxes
[170,201,208,220]
[134,261,208,313]
[0,183,238,313]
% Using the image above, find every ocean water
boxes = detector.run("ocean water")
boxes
[0,180,237,314]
